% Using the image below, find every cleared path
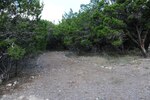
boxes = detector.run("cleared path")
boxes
[1,51,150,100]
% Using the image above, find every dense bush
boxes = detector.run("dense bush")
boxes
[53,0,150,56]
[0,0,54,80]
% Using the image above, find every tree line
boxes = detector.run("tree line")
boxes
[52,0,150,57]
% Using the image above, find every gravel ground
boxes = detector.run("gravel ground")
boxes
[0,51,150,100]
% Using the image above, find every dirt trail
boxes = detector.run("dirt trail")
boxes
[1,51,150,100]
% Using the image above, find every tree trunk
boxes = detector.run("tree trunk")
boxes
[136,25,147,57]
[140,46,147,58]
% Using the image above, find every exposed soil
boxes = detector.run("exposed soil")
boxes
[0,51,150,100]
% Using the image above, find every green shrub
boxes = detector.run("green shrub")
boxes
[8,44,26,60]
[80,39,92,47]
[112,39,122,46]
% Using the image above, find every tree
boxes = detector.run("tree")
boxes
[0,0,43,55]
[93,0,150,57]
[0,0,44,78]
[115,0,150,57]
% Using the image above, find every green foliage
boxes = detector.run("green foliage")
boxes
[80,39,92,47]
[64,37,73,46]
[52,0,150,56]
[0,0,50,62]
[54,1,125,52]
[34,20,54,50]
[8,44,26,60]
[112,39,123,46]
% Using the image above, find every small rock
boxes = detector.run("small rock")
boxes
[96,97,100,100]
[101,66,105,68]
[28,95,40,100]
[13,81,18,86]
[18,95,25,100]
[2,95,7,98]
[6,83,12,87]
[107,67,112,70]
[31,76,35,79]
